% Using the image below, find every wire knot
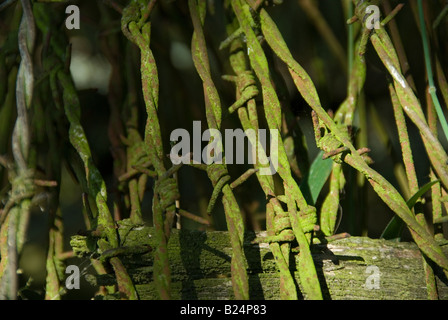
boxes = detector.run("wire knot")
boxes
[272,210,295,242]
[206,163,229,186]
[155,177,179,212]
[237,71,257,94]
[299,205,317,234]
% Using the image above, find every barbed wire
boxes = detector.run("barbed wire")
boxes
[0,0,36,300]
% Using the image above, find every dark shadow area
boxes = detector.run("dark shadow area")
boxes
[243,231,265,300]
[179,229,207,299]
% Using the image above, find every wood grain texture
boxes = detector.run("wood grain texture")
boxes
[71,219,448,300]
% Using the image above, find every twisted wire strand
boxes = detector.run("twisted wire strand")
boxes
[228,0,322,299]
[32,2,140,299]
[122,0,179,299]
[223,28,298,299]
[0,0,36,300]
[259,6,448,273]
[13,0,35,171]
[56,67,141,298]
[189,0,249,300]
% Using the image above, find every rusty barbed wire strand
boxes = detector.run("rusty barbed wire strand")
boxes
[427,89,445,242]
[319,29,367,237]
[355,3,448,192]
[188,0,249,299]
[228,0,322,299]
[389,83,438,299]
[222,15,297,299]
[0,0,36,300]
[121,0,180,299]
[40,84,65,299]
[120,42,149,225]
[259,3,448,275]
[31,2,139,299]
[352,2,448,278]
[0,0,446,301]
[58,48,139,300]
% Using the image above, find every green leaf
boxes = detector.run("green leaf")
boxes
[380,215,405,242]
[300,150,333,205]
[380,180,440,241]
